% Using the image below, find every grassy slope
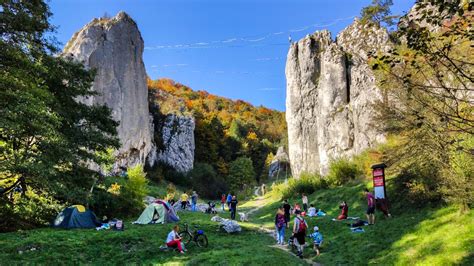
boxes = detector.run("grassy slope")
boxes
[1,181,472,265]
[0,209,304,265]
[248,182,474,265]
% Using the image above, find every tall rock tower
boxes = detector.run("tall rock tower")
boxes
[63,12,153,169]
[285,18,390,177]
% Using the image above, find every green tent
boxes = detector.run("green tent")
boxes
[134,203,167,224]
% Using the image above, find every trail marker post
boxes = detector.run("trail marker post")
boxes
[371,163,387,199]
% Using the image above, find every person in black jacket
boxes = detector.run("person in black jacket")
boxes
[283,199,291,228]
[230,196,238,220]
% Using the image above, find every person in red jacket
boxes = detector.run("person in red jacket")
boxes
[337,201,348,220]
[220,194,226,211]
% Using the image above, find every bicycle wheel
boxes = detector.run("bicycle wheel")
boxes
[179,232,193,245]
[196,234,208,248]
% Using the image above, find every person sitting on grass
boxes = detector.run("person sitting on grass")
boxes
[337,201,348,220]
[310,226,323,256]
[293,203,301,214]
[292,210,308,259]
[307,204,317,217]
[166,225,185,254]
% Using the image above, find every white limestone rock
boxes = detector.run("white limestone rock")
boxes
[63,12,153,170]
[286,19,389,177]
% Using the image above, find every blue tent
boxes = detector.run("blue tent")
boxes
[53,205,99,229]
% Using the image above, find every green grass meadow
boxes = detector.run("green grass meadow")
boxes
[1,181,473,265]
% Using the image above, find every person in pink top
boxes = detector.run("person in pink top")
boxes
[364,188,376,225]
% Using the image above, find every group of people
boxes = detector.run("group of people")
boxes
[335,189,379,224]
[180,191,199,212]
[275,205,323,258]
[221,193,238,220]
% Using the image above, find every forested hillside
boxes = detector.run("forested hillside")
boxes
[148,78,287,198]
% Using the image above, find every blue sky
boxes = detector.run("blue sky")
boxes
[49,0,414,111]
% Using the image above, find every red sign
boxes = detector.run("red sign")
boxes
[373,168,384,177]
[374,176,384,187]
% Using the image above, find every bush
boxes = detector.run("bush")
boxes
[189,163,227,199]
[120,164,148,215]
[392,162,443,206]
[273,173,328,200]
[0,190,63,232]
[327,157,364,186]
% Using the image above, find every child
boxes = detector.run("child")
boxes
[310,226,323,256]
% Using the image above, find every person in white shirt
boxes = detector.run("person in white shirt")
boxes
[302,193,309,212]
[307,204,317,217]
[166,225,184,253]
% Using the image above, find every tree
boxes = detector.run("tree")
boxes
[360,0,398,28]
[371,0,473,208]
[0,0,119,203]
[227,157,255,192]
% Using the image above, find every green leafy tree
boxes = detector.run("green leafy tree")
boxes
[370,0,473,208]
[0,0,119,203]
[227,157,256,192]
[360,0,398,27]
[120,164,148,215]
[190,163,227,199]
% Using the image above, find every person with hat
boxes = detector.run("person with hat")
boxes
[309,226,324,256]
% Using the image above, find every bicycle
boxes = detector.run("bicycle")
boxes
[179,223,208,248]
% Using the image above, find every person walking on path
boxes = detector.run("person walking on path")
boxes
[275,207,287,245]
[166,225,185,254]
[302,193,308,212]
[310,226,323,256]
[364,188,376,225]
[226,193,232,210]
[220,194,226,211]
[283,199,291,228]
[191,191,198,212]
[261,183,266,196]
[293,210,308,259]
[180,192,189,210]
[230,195,238,220]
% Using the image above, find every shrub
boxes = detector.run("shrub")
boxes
[392,162,443,206]
[0,190,63,232]
[273,173,328,200]
[190,163,227,199]
[119,164,149,215]
[327,157,364,186]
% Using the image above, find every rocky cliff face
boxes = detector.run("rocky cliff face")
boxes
[63,12,153,170]
[286,18,389,177]
[155,114,195,173]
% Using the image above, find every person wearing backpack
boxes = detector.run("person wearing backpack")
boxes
[274,207,287,245]
[292,210,308,258]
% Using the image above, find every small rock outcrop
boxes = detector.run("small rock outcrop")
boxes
[63,12,153,170]
[268,147,290,178]
[155,114,195,173]
[286,18,389,177]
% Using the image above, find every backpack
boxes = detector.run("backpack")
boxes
[297,217,307,233]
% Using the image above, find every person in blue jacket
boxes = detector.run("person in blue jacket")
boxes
[309,226,323,256]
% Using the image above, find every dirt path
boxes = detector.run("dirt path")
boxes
[247,196,320,266]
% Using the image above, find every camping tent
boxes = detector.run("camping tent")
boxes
[53,205,99,229]
[134,200,180,225]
